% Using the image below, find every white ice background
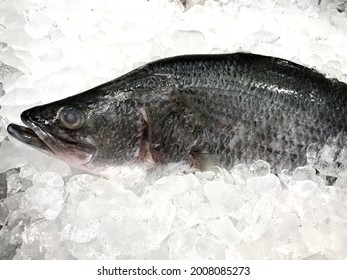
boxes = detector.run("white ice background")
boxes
[0,0,347,259]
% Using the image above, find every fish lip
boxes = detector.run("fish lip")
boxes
[7,123,54,155]
[8,119,97,166]
[10,119,77,157]
[20,111,59,152]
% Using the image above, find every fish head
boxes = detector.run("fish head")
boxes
[7,89,144,173]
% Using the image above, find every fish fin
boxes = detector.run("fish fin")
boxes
[189,150,222,171]
[136,107,166,164]
[139,105,161,144]
[137,87,211,164]
[137,141,165,164]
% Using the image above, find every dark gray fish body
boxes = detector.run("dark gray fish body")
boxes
[7,53,347,175]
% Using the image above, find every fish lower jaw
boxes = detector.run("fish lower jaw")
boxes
[28,125,96,167]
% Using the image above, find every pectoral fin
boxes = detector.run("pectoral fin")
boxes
[189,150,222,171]
[136,106,166,164]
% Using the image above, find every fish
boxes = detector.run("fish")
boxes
[6,53,347,176]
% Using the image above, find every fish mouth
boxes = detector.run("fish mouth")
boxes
[7,123,54,155]
[7,119,96,166]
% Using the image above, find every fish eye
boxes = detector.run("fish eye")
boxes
[58,107,84,130]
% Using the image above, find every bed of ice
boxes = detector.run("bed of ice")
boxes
[1,0,347,260]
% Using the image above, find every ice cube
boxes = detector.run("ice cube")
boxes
[293,165,317,182]
[60,221,99,244]
[195,235,225,259]
[9,220,25,246]
[0,227,17,260]
[252,193,277,223]
[207,216,242,245]
[0,140,28,173]
[250,159,271,176]
[203,180,244,213]
[246,173,282,193]
[14,220,61,260]
[242,223,266,243]
[288,180,322,198]
[19,172,65,220]
[300,223,325,254]
[0,61,22,83]
[328,223,347,257]
[24,13,54,39]
[168,228,224,259]
[0,171,7,199]
[170,30,207,54]
[6,173,32,195]
[0,200,9,226]
[149,173,200,199]
[230,164,253,186]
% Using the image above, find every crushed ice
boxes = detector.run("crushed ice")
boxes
[0,0,347,260]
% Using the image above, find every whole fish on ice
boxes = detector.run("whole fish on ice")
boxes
[7,53,347,175]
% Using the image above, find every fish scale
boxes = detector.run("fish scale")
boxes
[7,53,347,176]
[145,53,347,172]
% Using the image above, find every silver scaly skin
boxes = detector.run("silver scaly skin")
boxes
[7,53,347,175]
